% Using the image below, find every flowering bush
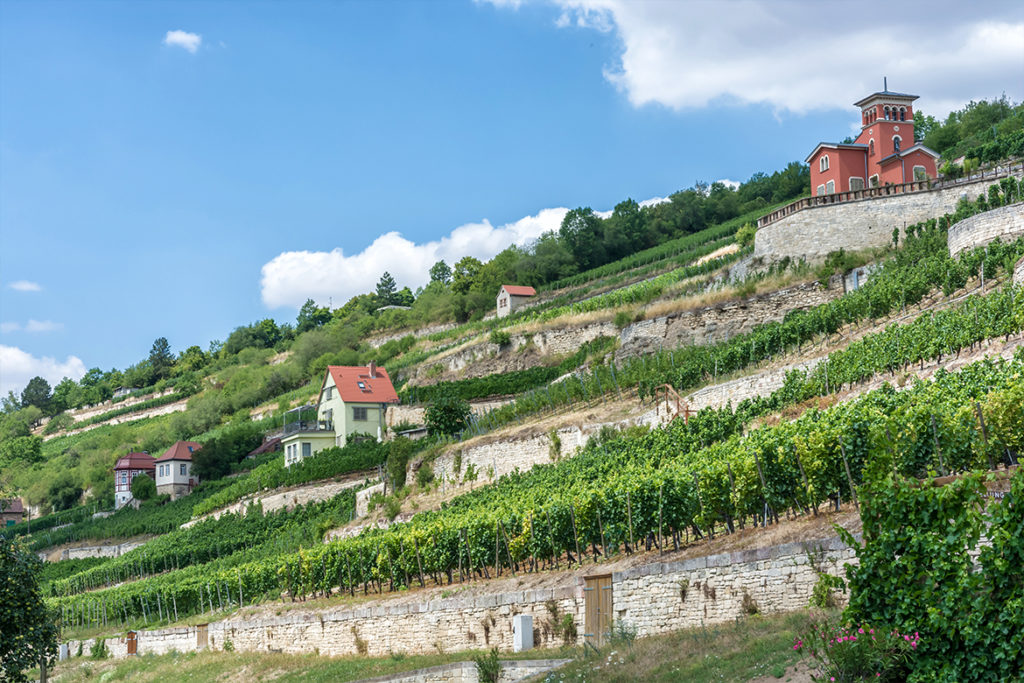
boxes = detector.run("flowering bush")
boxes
[795,617,919,682]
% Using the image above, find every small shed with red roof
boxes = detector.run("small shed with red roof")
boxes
[1,498,25,527]
[154,441,201,500]
[113,452,156,509]
[281,363,400,466]
[496,284,536,318]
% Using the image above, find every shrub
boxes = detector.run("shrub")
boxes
[424,392,471,436]
[736,221,756,246]
[89,638,108,660]
[613,310,633,329]
[130,473,156,502]
[795,618,918,682]
[489,330,511,347]
[415,462,435,488]
[473,647,501,683]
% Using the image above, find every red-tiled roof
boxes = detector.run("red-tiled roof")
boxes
[501,285,536,297]
[326,365,400,404]
[155,441,201,462]
[1,499,25,514]
[113,452,156,471]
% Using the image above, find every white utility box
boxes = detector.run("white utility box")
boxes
[512,614,533,652]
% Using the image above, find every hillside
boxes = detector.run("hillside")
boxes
[4,139,1024,683]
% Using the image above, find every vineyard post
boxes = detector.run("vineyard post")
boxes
[157,592,163,622]
[597,508,607,560]
[216,582,223,611]
[727,463,740,530]
[794,452,816,516]
[495,520,501,576]
[463,528,475,580]
[529,516,537,572]
[173,593,178,621]
[569,505,581,567]
[399,539,411,587]
[457,530,464,583]
[693,474,709,543]
[751,448,771,526]
[413,537,426,587]
[658,484,664,555]
[544,509,559,569]
[626,490,634,553]
[930,415,948,475]
[973,401,998,470]
[498,521,516,575]
[885,427,899,480]
[838,439,859,511]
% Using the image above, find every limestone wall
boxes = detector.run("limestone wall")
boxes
[947,202,1024,256]
[62,540,147,561]
[754,175,1015,264]
[386,399,515,431]
[64,535,856,662]
[353,659,571,683]
[613,536,854,638]
[411,281,839,387]
[1015,257,1024,286]
[617,281,839,359]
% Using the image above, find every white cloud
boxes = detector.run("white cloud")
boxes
[261,208,569,309]
[0,320,64,334]
[488,1,1024,117]
[0,345,86,397]
[8,280,41,292]
[164,30,202,54]
[715,179,740,190]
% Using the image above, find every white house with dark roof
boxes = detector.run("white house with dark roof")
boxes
[113,452,156,509]
[154,441,201,499]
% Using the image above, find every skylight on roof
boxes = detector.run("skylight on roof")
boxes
[357,381,365,389]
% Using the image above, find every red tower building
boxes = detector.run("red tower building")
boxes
[806,83,939,196]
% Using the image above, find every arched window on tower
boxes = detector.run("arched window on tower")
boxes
[893,136,901,153]
[869,140,875,156]
[884,107,890,120]
[820,155,830,172]
[899,107,906,121]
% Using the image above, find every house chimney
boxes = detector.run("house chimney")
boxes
[368,361,377,378]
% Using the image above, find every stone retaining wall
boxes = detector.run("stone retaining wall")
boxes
[1015,257,1024,286]
[947,202,1024,256]
[412,281,840,386]
[61,540,147,561]
[754,175,1015,264]
[387,399,515,430]
[64,535,855,662]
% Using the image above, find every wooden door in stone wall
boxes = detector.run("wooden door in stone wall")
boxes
[584,574,613,647]
[196,624,208,650]
[126,631,137,655]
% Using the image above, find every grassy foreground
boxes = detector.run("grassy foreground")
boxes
[49,610,825,682]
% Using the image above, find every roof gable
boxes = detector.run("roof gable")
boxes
[114,452,156,471]
[500,285,536,297]
[1,499,25,514]
[325,365,400,404]
[155,441,202,462]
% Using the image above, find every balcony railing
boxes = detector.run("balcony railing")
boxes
[756,159,1024,230]
[282,419,334,436]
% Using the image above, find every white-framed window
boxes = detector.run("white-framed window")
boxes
[884,106,890,120]
[180,464,187,476]
[899,107,906,121]
[324,386,332,401]
[819,155,830,172]
[870,175,880,188]
[301,442,311,459]
[120,472,127,485]
[825,180,835,194]
[353,406,368,421]
[849,177,865,191]
[913,165,928,181]
[816,184,826,196]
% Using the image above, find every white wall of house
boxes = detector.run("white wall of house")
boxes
[114,468,152,509]
[155,460,194,488]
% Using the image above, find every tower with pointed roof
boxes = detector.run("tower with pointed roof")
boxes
[806,80,939,196]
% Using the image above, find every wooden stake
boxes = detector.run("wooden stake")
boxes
[626,490,635,553]
[839,439,859,511]
[569,505,581,566]
[975,402,997,470]
[931,415,948,475]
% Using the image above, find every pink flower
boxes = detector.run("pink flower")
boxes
[870,628,875,634]
[858,628,865,634]
[912,641,917,649]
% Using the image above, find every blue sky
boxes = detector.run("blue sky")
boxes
[1,0,1022,396]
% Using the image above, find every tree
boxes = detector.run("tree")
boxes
[191,421,264,480]
[429,260,452,286]
[0,538,58,682]
[376,272,398,306]
[0,436,43,467]
[451,256,483,294]
[395,287,415,308]
[913,110,938,142]
[130,473,156,502]
[176,345,209,373]
[149,337,174,380]
[424,392,471,436]
[559,207,605,271]
[46,472,81,512]
[20,376,51,413]
[296,299,332,333]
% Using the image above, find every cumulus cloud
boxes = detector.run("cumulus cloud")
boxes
[261,208,570,309]
[487,0,1024,116]
[8,280,42,292]
[1,320,64,334]
[164,30,202,53]
[0,345,86,397]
